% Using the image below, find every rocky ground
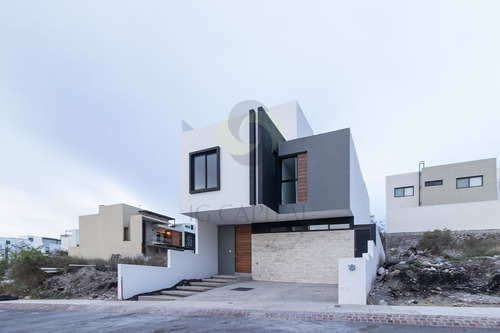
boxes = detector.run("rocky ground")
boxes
[36,266,117,300]
[368,247,500,307]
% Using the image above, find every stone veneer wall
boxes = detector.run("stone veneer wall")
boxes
[252,230,354,284]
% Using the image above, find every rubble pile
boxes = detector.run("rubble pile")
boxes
[368,247,500,307]
[37,266,117,300]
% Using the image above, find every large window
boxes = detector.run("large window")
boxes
[457,176,483,189]
[281,156,297,204]
[190,147,220,193]
[394,186,414,197]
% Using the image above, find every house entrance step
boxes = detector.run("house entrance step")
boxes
[138,295,181,301]
[202,278,229,284]
[212,275,238,280]
[191,281,224,288]
[176,285,214,292]
[161,290,198,297]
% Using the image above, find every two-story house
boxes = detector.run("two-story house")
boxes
[180,101,377,284]
[69,203,195,260]
[386,158,500,235]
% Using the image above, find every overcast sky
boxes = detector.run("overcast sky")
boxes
[1,1,499,239]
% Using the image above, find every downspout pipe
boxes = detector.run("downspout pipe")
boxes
[418,161,425,206]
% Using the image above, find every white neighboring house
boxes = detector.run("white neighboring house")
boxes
[0,235,61,254]
[386,158,500,233]
[60,229,79,251]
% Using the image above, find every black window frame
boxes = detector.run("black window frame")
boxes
[394,186,414,197]
[280,156,298,205]
[189,147,220,194]
[456,175,483,189]
[425,180,443,187]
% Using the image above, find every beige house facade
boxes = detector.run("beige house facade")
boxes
[69,204,194,259]
[386,158,500,233]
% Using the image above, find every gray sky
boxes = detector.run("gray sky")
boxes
[1,1,499,238]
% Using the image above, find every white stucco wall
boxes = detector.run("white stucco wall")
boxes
[387,199,500,233]
[349,134,370,225]
[267,101,313,140]
[118,220,218,299]
[180,118,250,218]
[339,234,385,305]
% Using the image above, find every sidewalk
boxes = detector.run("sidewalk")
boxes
[1,280,499,329]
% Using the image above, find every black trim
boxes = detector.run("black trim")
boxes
[189,146,220,194]
[249,109,256,205]
[354,224,377,257]
[251,217,353,234]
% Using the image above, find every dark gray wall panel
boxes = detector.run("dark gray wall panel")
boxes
[279,128,351,214]
[257,108,285,212]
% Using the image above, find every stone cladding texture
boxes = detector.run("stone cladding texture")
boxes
[252,230,354,284]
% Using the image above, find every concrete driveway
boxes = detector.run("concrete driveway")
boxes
[172,280,339,311]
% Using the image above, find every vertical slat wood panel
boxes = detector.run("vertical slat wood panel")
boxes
[235,224,252,273]
[297,152,308,203]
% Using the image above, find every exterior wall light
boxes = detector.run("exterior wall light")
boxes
[348,264,356,271]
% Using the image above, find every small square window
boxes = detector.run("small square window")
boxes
[469,176,483,187]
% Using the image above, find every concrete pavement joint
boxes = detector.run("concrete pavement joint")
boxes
[0,302,499,329]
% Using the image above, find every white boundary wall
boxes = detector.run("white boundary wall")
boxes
[387,200,500,233]
[117,221,217,300]
[338,232,385,305]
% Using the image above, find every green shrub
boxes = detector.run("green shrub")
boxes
[9,244,48,294]
[418,229,454,255]
[458,237,500,257]
[0,246,8,277]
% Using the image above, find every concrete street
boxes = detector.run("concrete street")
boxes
[0,308,495,333]
[0,281,499,331]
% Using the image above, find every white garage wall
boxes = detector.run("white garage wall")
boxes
[118,220,217,300]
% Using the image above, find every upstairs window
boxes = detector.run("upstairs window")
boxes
[190,147,220,193]
[394,186,414,197]
[457,176,483,189]
[425,180,443,187]
[281,156,297,204]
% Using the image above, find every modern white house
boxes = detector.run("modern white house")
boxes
[180,101,384,285]
[69,204,195,260]
[60,229,79,251]
[386,158,500,234]
[0,235,61,254]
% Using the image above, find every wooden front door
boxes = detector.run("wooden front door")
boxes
[235,224,252,273]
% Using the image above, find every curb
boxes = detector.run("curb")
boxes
[0,303,499,329]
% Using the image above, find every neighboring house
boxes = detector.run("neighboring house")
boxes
[69,204,195,260]
[180,101,383,284]
[386,158,500,234]
[0,235,61,254]
[60,229,79,251]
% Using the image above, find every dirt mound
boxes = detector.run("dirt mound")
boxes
[37,266,117,300]
[368,248,500,307]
